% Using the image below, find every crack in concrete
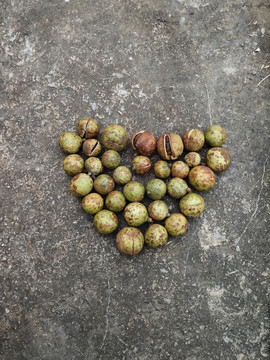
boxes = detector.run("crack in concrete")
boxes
[235,155,269,245]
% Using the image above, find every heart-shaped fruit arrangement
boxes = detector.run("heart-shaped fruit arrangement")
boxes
[59,118,230,256]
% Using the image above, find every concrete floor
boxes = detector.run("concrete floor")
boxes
[1,1,269,359]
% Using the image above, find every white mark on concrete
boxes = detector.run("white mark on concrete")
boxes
[99,278,111,359]
[257,73,270,87]
[199,220,226,250]
[206,286,225,316]
[235,156,269,245]
[205,82,212,125]
[223,66,238,75]
[90,102,98,111]
[182,250,190,278]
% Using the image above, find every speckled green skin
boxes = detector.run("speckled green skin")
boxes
[132,156,151,175]
[116,227,144,255]
[58,132,83,154]
[154,160,171,179]
[182,129,205,152]
[105,191,126,213]
[81,193,104,215]
[123,202,149,227]
[63,154,84,176]
[171,161,190,179]
[148,200,169,221]
[146,179,167,200]
[82,139,102,157]
[145,224,168,248]
[113,166,132,185]
[165,213,188,237]
[77,117,99,139]
[157,133,184,160]
[101,150,121,169]
[184,152,201,167]
[101,124,129,151]
[179,193,205,218]
[188,166,215,191]
[167,178,189,199]
[84,157,104,176]
[123,181,145,202]
[94,210,118,234]
[93,174,115,195]
[206,147,231,173]
[69,173,93,196]
[205,125,227,147]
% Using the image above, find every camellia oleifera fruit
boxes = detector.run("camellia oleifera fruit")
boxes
[69,173,93,196]
[145,224,168,248]
[63,154,84,176]
[101,124,129,151]
[188,166,215,191]
[182,129,205,152]
[206,147,231,173]
[123,202,149,227]
[148,200,169,221]
[116,227,144,255]
[165,213,188,237]
[105,191,126,213]
[94,210,118,234]
[179,193,204,218]
[59,132,83,154]
[82,193,104,215]
[205,125,226,147]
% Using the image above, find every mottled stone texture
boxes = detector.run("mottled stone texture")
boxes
[1,1,269,359]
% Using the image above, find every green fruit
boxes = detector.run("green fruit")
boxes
[82,139,102,157]
[82,193,104,215]
[105,191,126,213]
[188,166,215,191]
[145,224,168,248]
[154,160,171,179]
[63,154,84,176]
[205,125,227,147]
[132,156,151,175]
[206,147,231,173]
[94,174,115,195]
[148,200,169,221]
[77,117,99,138]
[94,210,118,234]
[101,124,129,151]
[171,161,190,179]
[69,173,93,196]
[182,129,205,152]
[123,181,145,202]
[179,193,204,218]
[146,179,167,200]
[123,202,149,227]
[165,213,188,237]
[113,166,132,185]
[184,152,201,167]
[59,132,83,154]
[85,157,104,176]
[116,227,144,255]
[101,150,121,169]
[167,178,191,199]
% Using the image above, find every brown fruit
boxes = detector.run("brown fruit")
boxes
[131,131,156,156]
[156,132,184,160]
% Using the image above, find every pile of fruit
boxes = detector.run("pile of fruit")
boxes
[58,118,230,255]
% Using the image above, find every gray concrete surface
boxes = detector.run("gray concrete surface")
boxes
[1,1,269,359]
